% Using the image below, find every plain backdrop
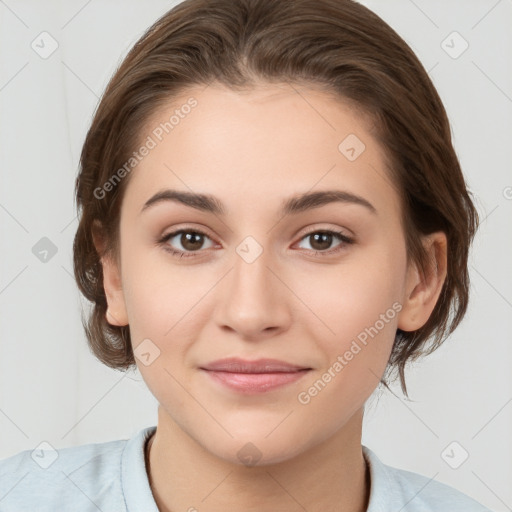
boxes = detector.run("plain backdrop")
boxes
[0,1,510,510]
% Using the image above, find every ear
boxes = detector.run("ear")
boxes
[397,231,448,332]
[92,221,129,327]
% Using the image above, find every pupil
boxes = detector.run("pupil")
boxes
[312,232,331,251]
[182,232,203,251]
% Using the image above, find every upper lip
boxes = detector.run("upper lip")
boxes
[200,358,311,373]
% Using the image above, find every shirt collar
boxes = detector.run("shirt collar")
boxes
[121,425,159,512]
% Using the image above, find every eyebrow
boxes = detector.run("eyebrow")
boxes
[140,188,377,216]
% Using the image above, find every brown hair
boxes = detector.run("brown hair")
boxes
[73,0,479,398]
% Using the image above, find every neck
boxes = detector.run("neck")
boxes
[145,407,370,512]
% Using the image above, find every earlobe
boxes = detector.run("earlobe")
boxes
[106,307,126,326]
[92,222,129,327]
[397,232,448,332]
[101,254,129,326]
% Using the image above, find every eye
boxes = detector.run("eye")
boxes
[295,229,354,255]
[159,229,215,258]
[158,228,354,259]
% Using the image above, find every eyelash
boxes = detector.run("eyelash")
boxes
[157,227,354,259]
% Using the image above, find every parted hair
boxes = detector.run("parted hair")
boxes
[73,0,479,398]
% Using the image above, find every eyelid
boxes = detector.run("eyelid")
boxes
[296,225,353,241]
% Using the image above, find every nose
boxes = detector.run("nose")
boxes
[212,242,292,341]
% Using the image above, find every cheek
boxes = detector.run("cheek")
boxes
[304,250,404,382]
[120,247,218,376]
[309,254,404,336]
[119,241,192,334]
[296,296,399,432]
[126,274,217,337]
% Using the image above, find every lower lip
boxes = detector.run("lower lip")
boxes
[202,369,310,393]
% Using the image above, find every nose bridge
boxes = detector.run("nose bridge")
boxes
[232,236,273,296]
[213,234,291,336]
[230,236,278,308]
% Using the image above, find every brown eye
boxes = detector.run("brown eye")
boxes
[160,229,214,255]
[179,232,206,251]
[297,230,354,255]
[309,232,335,251]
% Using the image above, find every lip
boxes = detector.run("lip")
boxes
[200,357,311,373]
[200,358,312,394]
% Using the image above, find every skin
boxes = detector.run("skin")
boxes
[95,82,447,512]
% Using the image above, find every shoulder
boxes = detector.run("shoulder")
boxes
[362,445,493,512]
[0,434,129,512]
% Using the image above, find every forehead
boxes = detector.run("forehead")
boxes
[122,82,398,219]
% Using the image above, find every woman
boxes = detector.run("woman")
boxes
[0,0,491,510]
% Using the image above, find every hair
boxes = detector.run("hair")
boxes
[73,0,479,398]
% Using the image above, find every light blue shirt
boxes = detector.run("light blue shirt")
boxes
[0,425,492,511]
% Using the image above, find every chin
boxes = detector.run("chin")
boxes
[201,429,316,468]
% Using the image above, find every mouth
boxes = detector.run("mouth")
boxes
[200,358,312,393]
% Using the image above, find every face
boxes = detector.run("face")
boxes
[100,82,445,465]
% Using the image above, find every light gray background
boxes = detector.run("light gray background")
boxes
[0,1,510,510]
